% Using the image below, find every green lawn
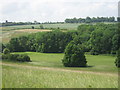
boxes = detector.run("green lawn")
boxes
[2,52,118,88]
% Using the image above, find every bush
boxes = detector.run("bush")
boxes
[115,49,120,67]
[32,26,34,29]
[8,54,19,61]
[17,54,31,62]
[40,25,44,29]
[2,54,31,62]
[2,54,9,60]
[62,41,87,67]
[3,48,10,54]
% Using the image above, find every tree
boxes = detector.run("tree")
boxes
[62,41,87,67]
[85,17,91,23]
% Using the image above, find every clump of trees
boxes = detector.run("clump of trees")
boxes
[62,40,87,67]
[77,23,118,54]
[5,31,77,53]
[65,17,115,23]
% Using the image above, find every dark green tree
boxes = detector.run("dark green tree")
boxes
[62,41,87,67]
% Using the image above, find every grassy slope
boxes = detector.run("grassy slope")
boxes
[2,52,118,88]
[11,52,117,73]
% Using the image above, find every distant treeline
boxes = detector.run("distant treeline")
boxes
[65,17,116,23]
[1,22,40,27]
[1,17,117,27]
[1,21,64,27]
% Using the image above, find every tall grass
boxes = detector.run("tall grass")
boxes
[2,65,118,88]
[2,52,118,88]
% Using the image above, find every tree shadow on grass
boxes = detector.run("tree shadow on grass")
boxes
[70,65,94,68]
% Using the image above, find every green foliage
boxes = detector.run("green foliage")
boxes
[0,43,6,53]
[2,54,31,62]
[115,49,120,67]
[88,23,118,54]
[65,17,115,23]
[40,25,44,29]
[5,23,118,55]
[62,41,87,67]
[2,54,9,60]
[3,48,10,54]
[7,31,76,53]
[17,54,31,62]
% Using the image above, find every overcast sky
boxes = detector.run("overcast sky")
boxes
[0,0,119,22]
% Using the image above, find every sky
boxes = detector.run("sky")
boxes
[0,0,119,22]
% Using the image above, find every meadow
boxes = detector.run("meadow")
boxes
[1,52,118,88]
[1,23,118,88]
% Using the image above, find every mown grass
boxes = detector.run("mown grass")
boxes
[9,52,117,73]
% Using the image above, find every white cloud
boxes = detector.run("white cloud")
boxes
[0,0,119,22]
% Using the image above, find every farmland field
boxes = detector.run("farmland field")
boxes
[1,23,80,43]
[1,29,52,43]
[1,52,118,88]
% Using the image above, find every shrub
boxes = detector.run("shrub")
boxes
[3,48,10,54]
[8,54,19,61]
[2,54,31,62]
[2,54,9,60]
[32,26,34,29]
[17,54,31,62]
[62,41,87,67]
[40,25,44,29]
[115,49,120,67]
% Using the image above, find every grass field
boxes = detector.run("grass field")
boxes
[1,52,118,88]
